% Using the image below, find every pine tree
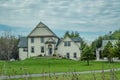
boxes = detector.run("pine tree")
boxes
[102,41,115,63]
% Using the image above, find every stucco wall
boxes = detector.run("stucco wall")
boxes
[57,37,81,60]
[28,37,58,57]
[19,48,28,60]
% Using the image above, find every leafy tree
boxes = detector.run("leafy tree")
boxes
[64,31,80,38]
[71,31,75,38]
[102,41,115,63]
[114,41,120,59]
[81,45,94,65]
[64,31,70,38]
[75,31,79,37]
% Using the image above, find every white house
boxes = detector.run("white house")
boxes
[57,36,81,60]
[96,40,118,60]
[18,22,82,60]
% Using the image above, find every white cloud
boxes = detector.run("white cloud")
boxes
[0,0,120,41]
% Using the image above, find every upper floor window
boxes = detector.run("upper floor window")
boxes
[31,38,34,43]
[64,41,71,46]
[41,37,44,43]
[31,46,34,53]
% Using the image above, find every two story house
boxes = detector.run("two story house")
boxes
[18,22,81,60]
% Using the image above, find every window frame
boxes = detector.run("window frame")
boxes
[41,46,44,53]
[74,53,77,58]
[31,46,34,53]
[66,53,70,58]
[41,37,44,43]
[31,38,34,43]
[23,48,28,52]
[64,41,71,46]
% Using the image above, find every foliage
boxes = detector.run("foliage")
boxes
[53,53,56,56]
[0,31,18,60]
[63,31,87,50]
[102,41,115,63]
[114,41,120,59]
[63,31,80,38]
[81,45,95,65]
[91,29,120,52]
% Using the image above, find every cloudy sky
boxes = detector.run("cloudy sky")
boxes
[0,0,120,42]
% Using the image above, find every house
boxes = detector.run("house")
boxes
[18,22,81,60]
[57,36,81,60]
[96,40,118,60]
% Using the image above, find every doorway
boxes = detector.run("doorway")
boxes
[48,45,52,55]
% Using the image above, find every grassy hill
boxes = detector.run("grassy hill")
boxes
[0,58,120,76]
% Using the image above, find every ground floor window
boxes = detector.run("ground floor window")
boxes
[31,46,34,53]
[66,53,70,58]
[74,53,77,58]
[23,48,28,52]
[41,46,44,53]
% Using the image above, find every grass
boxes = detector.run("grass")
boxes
[7,71,120,80]
[0,57,120,76]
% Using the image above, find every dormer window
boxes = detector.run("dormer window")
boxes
[64,41,71,46]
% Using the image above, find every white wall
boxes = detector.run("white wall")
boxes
[19,48,28,60]
[57,37,81,60]
[28,37,58,57]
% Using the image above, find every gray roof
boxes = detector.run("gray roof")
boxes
[102,40,118,49]
[18,37,28,48]
[72,37,81,42]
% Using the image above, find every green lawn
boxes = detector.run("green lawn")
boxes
[0,58,120,76]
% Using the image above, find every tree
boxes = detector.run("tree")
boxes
[102,41,115,63]
[114,41,120,59]
[81,45,94,66]
[64,31,70,38]
[0,31,18,60]
[64,31,80,38]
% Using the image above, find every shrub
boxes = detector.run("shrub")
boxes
[38,54,42,57]
[53,54,56,56]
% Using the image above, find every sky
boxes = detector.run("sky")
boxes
[0,0,120,42]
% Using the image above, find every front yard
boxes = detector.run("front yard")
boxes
[0,58,120,76]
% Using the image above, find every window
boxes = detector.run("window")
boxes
[41,46,44,53]
[31,46,34,53]
[68,42,71,46]
[31,38,34,43]
[64,42,67,46]
[74,53,77,58]
[23,48,28,52]
[41,37,44,43]
[66,53,70,58]
[64,41,71,46]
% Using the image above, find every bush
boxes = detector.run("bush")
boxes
[53,54,56,56]
[38,54,42,57]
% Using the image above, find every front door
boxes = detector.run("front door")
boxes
[48,45,52,55]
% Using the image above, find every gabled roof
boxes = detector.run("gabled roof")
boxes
[28,22,58,38]
[57,36,80,48]
[102,40,118,49]
[72,37,81,42]
[18,37,28,48]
